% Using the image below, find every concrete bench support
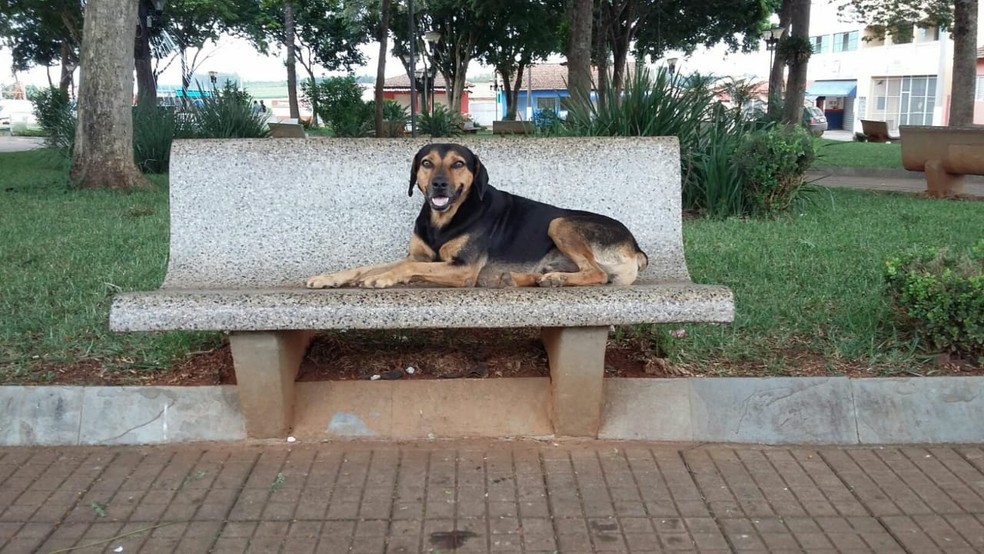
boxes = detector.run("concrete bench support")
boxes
[900,125,984,197]
[228,330,314,437]
[542,326,608,437]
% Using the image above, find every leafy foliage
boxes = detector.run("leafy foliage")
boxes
[312,75,373,137]
[377,99,409,137]
[884,241,984,359]
[418,103,462,138]
[184,83,271,139]
[28,86,75,152]
[734,124,816,216]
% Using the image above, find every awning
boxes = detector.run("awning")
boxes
[806,80,857,97]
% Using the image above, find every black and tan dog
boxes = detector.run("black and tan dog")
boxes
[306,143,648,289]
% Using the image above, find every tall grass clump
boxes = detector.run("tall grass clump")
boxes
[419,103,462,138]
[132,105,194,174]
[565,67,815,219]
[29,86,76,152]
[186,83,270,139]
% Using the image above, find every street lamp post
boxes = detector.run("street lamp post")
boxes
[764,25,783,81]
[208,70,218,90]
[490,74,500,120]
[667,57,678,76]
[406,0,417,137]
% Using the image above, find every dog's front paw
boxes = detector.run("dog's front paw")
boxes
[306,274,347,289]
[538,272,568,288]
[358,273,400,289]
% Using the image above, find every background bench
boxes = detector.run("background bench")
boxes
[110,137,734,439]
[859,119,899,143]
[900,125,984,197]
[492,120,534,135]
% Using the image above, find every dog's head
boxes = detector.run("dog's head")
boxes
[408,143,489,213]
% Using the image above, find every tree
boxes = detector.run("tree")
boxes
[781,0,810,125]
[475,0,563,120]
[838,0,978,127]
[0,0,83,93]
[563,0,592,103]
[70,0,150,189]
[373,0,391,136]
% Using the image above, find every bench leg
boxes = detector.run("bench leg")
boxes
[925,159,965,197]
[541,326,608,437]
[228,330,314,438]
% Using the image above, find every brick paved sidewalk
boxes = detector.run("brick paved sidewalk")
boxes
[2,441,984,553]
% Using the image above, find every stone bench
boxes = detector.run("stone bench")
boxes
[900,125,984,197]
[110,137,734,439]
[859,119,899,143]
[492,120,534,135]
[268,120,306,138]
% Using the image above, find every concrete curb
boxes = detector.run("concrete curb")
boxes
[3,376,983,446]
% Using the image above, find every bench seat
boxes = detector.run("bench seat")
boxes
[111,282,734,332]
[110,137,734,439]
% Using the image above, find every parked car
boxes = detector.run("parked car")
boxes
[803,106,827,136]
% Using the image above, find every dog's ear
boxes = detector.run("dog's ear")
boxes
[472,155,489,201]
[409,146,428,197]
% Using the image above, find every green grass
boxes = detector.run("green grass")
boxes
[0,148,980,382]
[0,149,219,382]
[811,138,902,169]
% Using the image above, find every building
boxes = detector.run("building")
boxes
[798,0,984,132]
[381,73,471,115]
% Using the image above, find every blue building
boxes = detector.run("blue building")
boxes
[495,63,573,121]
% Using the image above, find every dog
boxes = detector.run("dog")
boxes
[306,143,648,289]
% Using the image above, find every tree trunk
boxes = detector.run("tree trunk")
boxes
[134,2,156,109]
[70,0,150,190]
[58,41,75,94]
[284,2,300,120]
[505,66,525,120]
[948,0,976,126]
[565,0,593,103]
[767,2,790,120]
[782,0,810,126]
[374,0,392,137]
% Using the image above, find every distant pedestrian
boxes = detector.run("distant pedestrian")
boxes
[259,100,267,113]
[252,100,260,114]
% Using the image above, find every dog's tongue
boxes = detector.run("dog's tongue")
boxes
[432,197,449,208]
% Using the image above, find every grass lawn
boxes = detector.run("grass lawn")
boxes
[811,138,902,169]
[0,148,980,382]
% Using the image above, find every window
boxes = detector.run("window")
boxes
[870,75,937,129]
[833,31,859,52]
[810,35,830,54]
[916,26,939,42]
[536,96,558,111]
[977,76,984,102]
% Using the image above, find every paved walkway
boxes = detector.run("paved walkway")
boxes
[3,440,984,553]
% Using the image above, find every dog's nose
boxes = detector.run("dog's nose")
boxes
[431,179,450,193]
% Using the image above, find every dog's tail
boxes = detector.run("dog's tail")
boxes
[636,250,649,272]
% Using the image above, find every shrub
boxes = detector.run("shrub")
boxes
[313,75,373,137]
[734,124,816,216]
[29,87,76,152]
[418,103,461,138]
[884,241,984,360]
[186,83,270,139]
[533,108,565,134]
[688,105,759,218]
[377,99,409,138]
[132,105,192,174]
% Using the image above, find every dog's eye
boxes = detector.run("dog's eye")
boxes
[451,161,465,169]
[421,160,433,168]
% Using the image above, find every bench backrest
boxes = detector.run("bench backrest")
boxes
[164,137,688,288]
[899,126,984,173]
[860,119,890,141]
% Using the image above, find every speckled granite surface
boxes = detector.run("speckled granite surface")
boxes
[111,137,736,331]
[111,281,734,331]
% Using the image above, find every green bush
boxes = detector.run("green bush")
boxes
[564,66,770,218]
[418,103,461,138]
[884,242,984,360]
[734,124,816,216]
[29,87,75,152]
[186,83,270,139]
[377,99,409,137]
[132,105,193,174]
[313,75,373,137]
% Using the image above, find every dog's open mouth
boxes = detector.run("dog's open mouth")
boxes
[428,190,459,212]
